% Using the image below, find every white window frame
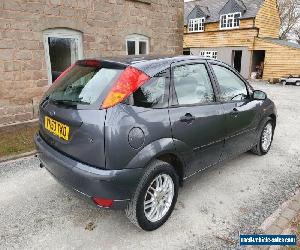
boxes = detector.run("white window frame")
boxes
[126,34,149,55]
[43,28,83,85]
[200,51,218,59]
[188,18,205,32]
[219,12,241,30]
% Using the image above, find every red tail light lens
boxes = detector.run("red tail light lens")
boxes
[76,60,101,68]
[101,66,150,109]
[92,197,113,208]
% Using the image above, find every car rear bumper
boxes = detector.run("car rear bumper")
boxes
[34,133,144,209]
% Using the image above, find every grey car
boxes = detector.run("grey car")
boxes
[35,55,277,231]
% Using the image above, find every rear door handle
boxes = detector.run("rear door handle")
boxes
[180,113,195,124]
[230,107,239,118]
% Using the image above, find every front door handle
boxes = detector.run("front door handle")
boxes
[180,113,195,124]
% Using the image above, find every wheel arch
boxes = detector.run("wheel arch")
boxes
[157,153,185,186]
[125,138,190,186]
[269,113,277,128]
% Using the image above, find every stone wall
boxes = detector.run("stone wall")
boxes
[0,0,183,125]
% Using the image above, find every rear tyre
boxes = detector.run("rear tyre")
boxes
[125,160,179,231]
[251,119,274,156]
[281,80,286,85]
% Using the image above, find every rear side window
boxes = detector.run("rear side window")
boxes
[45,62,123,105]
[131,70,169,108]
[211,65,248,102]
[173,64,215,106]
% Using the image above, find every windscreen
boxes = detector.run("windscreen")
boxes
[45,63,124,106]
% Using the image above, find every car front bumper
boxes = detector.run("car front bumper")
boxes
[34,133,144,209]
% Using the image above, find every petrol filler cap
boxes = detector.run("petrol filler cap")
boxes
[128,127,145,149]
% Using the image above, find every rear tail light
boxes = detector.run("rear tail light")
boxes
[76,60,101,68]
[92,197,113,208]
[101,66,150,109]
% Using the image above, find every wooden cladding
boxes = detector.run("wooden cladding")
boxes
[254,38,300,79]
[255,0,280,38]
[184,28,258,49]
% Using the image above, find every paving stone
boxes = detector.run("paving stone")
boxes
[280,208,297,221]
[288,200,300,212]
[265,225,282,235]
[274,216,290,229]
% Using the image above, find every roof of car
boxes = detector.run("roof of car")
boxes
[96,55,219,77]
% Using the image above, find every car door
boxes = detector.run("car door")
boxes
[169,60,226,177]
[209,62,259,160]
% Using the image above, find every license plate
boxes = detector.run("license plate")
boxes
[44,116,70,141]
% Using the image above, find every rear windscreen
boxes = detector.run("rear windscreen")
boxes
[45,64,123,106]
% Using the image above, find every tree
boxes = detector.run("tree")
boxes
[278,0,300,39]
[295,29,300,44]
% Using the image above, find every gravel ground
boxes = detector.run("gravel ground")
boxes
[0,82,299,250]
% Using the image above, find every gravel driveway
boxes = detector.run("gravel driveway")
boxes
[0,82,299,250]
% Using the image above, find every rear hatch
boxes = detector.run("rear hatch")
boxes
[39,60,126,168]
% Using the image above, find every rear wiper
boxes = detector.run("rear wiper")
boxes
[50,99,90,106]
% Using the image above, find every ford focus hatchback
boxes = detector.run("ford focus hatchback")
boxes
[35,56,277,231]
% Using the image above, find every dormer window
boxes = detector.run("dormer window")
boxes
[220,12,241,29]
[188,18,205,32]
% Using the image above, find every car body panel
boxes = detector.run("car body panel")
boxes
[169,104,226,176]
[39,100,107,168]
[35,133,145,209]
[34,55,277,210]
[104,104,173,170]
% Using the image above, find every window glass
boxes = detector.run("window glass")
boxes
[126,34,149,55]
[220,12,241,29]
[132,70,168,108]
[173,64,215,105]
[46,65,123,105]
[200,51,217,59]
[212,65,248,102]
[43,28,83,84]
[188,18,205,32]
[139,41,147,54]
[127,41,135,55]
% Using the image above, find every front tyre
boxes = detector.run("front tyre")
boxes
[251,119,274,155]
[125,160,179,231]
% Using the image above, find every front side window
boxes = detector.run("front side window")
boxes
[212,64,248,102]
[173,64,215,106]
[131,70,169,108]
[188,18,205,32]
[126,34,149,55]
[200,51,217,59]
[220,12,241,29]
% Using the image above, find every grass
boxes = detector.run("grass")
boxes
[0,123,38,158]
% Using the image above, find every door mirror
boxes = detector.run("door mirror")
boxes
[253,90,267,100]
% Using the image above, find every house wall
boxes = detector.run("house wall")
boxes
[254,38,300,80]
[255,0,280,38]
[205,18,255,31]
[0,0,183,126]
[184,18,255,33]
[184,28,258,49]
[190,46,251,78]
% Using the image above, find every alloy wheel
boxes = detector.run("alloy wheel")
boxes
[144,174,174,223]
[261,123,273,151]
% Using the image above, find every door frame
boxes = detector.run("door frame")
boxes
[43,28,83,85]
